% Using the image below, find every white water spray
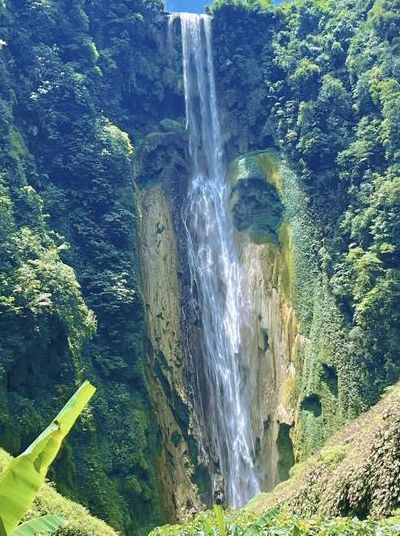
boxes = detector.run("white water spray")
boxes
[171,13,261,507]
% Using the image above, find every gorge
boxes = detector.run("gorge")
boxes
[0,0,399,535]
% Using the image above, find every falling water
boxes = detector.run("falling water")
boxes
[172,13,260,507]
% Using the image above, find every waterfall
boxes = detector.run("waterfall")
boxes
[173,12,261,507]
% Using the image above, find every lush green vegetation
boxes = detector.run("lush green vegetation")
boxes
[150,507,400,536]
[152,383,400,534]
[212,0,400,456]
[0,0,399,534]
[210,0,273,12]
[0,448,117,536]
[0,382,95,536]
[0,1,178,534]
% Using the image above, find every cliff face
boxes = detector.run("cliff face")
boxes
[139,182,201,521]
[149,384,400,535]
[249,383,400,520]
[136,128,203,520]
[138,17,304,506]
[228,151,300,489]
[212,0,400,463]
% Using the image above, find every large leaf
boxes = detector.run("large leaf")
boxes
[214,505,226,536]
[244,509,280,536]
[13,516,67,536]
[0,517,6,536]
[0,381,96,536]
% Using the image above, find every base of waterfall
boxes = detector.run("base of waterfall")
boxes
[149,382,400,534]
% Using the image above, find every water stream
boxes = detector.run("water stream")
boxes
[169,13,260,507]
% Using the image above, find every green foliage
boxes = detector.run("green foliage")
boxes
[0,0,175,533]
[150,508,256,536]
[0,382,95,536]
[150,507,400,536]
[212,0,400,458]
[12,514,66,536]
[0,448,118,536]
[153,385,400,533]
[214,505,227,536]
[210,0,273,13]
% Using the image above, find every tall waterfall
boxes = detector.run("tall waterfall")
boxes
[173,13,260,507]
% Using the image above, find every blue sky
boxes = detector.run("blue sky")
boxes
[165,1,286,13]
[166,0,209,12]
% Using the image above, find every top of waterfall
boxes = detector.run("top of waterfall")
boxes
[169,12,210,19]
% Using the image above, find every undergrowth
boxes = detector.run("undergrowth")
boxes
[150,507,400,536]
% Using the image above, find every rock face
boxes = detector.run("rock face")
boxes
[136,128,203,520]
[139,185,201,520]
[229,152,284,244]
[228,151,301,490]
[135,131,304,509]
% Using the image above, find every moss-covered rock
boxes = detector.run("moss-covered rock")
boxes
[229,152,284,244]
[138,183,202,521]
[230,150,300,492]
[136,130,189,189]
[150,385,400,534]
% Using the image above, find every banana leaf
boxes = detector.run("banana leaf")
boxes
[13,515,66,536]
[214,505,227,536]
[0,381,96,536]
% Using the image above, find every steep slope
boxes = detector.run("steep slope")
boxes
[150,384,400,534]
[250,382,400,519]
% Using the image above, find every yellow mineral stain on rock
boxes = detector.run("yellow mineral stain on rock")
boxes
[138,184,202,522]
[230,150,303,490]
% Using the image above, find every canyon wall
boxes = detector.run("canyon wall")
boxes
[136,19,305,509]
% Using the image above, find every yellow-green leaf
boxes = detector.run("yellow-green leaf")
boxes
[13,515,66,536]
[0,381,96,536]
[214,505,226,536]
